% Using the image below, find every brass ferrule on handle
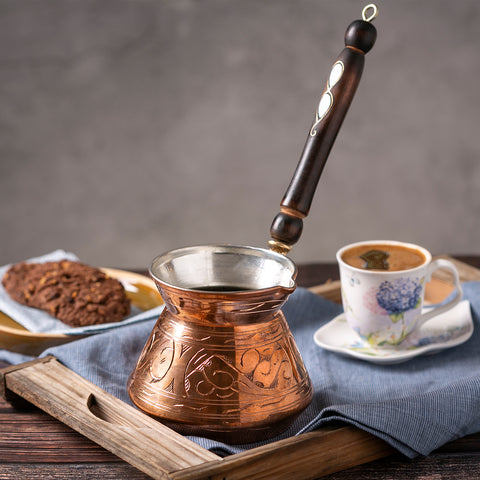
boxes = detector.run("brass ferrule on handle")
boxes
[269,4,378,256]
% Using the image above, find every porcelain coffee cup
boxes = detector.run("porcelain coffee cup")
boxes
[336,240,463,347]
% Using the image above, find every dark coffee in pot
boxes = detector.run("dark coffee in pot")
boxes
[191,285,252,292]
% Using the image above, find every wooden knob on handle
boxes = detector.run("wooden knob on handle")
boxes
[269,5,378,255]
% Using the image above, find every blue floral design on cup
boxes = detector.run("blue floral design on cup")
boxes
[337,241,463,348]
[376,277,422,324]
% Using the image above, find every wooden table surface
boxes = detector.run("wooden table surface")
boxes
[1,255,480,480]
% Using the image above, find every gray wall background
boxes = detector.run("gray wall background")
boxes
[1,0,479,269]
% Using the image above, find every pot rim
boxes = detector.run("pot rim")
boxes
[149,244,298,293]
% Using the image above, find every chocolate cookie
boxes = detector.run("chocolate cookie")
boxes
[2,260,131,327]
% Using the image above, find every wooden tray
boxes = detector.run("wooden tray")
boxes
[1,257,478,480]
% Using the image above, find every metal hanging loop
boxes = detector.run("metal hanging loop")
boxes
[362,4,379,22]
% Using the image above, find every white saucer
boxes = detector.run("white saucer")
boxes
[313,300,473,364]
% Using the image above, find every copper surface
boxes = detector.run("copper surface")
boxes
[128,280,313,444]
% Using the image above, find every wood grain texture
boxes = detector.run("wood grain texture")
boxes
[1,453,480,480]
[270,20,376,250]
[171,427,393,480]
[0,463,151,479]
[1,357,218,480]
[1,256,479,480]
[0,410,119,463]
[321,452,480,480]
[1,356,394,480]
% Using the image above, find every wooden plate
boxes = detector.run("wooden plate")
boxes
[0,268,163,356]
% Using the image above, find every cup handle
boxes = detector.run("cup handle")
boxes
[416,258,463,328]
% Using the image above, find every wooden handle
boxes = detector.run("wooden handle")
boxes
[269,6,378,255]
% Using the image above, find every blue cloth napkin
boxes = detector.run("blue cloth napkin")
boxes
[2,283,480,459]
[0,251,158,335]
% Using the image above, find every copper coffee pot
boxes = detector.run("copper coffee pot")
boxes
[128,5,378,443]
